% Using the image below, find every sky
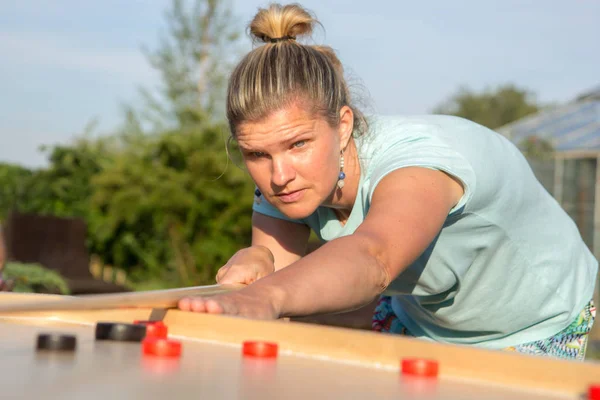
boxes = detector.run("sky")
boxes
[1,0,598,168]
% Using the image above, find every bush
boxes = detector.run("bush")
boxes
[3,262,70,295]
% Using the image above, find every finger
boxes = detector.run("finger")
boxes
[219,266,257,285]
[190,297,210,313]
[215,266,230,283]
[204,299,225,314]
[178,297,192,311]
[218,274,253,286]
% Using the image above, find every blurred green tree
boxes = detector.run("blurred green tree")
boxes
[129,0,242,131]
[0,119,116,221]
[83,0,252,288]
[0,163,33,221]
[89,126,253,288]
[19,142,107,218]
[0,0,253,289]
[0,0,252,290]
[432,84,541,129]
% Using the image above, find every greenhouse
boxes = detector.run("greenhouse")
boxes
[498,86,600,261]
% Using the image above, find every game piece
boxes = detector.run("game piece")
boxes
[242,341,278,358]
[401,358,439,377]
[589,384,600,400]
[134,320,168,338]
[36,333,77,352]
[142,337,182,358]
[95,322,146,342]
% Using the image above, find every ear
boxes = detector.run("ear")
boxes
[337,106,354,150]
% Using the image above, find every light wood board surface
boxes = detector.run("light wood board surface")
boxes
[0,293,598,399]
[0,320,571,400]
[0,284,241,312]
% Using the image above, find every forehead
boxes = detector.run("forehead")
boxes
[236,104,326,148]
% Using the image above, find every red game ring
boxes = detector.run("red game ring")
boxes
[134,320,168,339]
[401,358,439,377]
[242,341,278,358]
[142,338,182,358]
[589,384,600,400]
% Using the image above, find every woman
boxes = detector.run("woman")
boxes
[178,3,597,360]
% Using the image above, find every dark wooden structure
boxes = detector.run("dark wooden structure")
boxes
[1,212,128,295]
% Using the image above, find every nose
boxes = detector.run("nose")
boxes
[271,156,295,188]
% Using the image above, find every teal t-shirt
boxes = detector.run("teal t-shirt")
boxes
[252,114,598,349]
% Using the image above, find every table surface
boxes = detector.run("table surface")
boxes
[0,292,598,400]
[0,319,575,400]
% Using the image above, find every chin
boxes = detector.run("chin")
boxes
[277,203,317,220]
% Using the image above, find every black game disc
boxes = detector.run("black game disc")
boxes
[95,322,147,342]
[36,333,77,351]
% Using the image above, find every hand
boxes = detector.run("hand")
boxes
[177,289,280,320]
[215,246,275,285]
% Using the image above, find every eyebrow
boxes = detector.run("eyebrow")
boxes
[239,130,313,152]
[282,130,312,144]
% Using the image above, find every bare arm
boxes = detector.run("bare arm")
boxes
[241,167,464,317]
[254,212,377,328]
[213,212,310,285]
[251,211,310,271]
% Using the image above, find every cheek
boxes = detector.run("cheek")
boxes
[246,162,269,188]
[321,144,339,170]
[302,146,338,183]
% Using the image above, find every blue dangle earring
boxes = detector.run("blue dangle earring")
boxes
[254,188,262,204]
[337,151,346,189]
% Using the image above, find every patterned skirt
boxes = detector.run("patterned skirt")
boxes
[372,296,596,361]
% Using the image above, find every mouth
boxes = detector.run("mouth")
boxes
[277,189,301,196]
[275,189,305,203]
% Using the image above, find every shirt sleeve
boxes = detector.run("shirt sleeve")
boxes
[368,133,477,216]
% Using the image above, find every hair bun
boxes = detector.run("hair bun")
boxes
[249,3,316,44]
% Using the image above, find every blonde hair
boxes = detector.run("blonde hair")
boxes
[226,3,366,138]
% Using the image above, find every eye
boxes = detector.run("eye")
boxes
[250,151,266,158]
[293,140,306,148]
